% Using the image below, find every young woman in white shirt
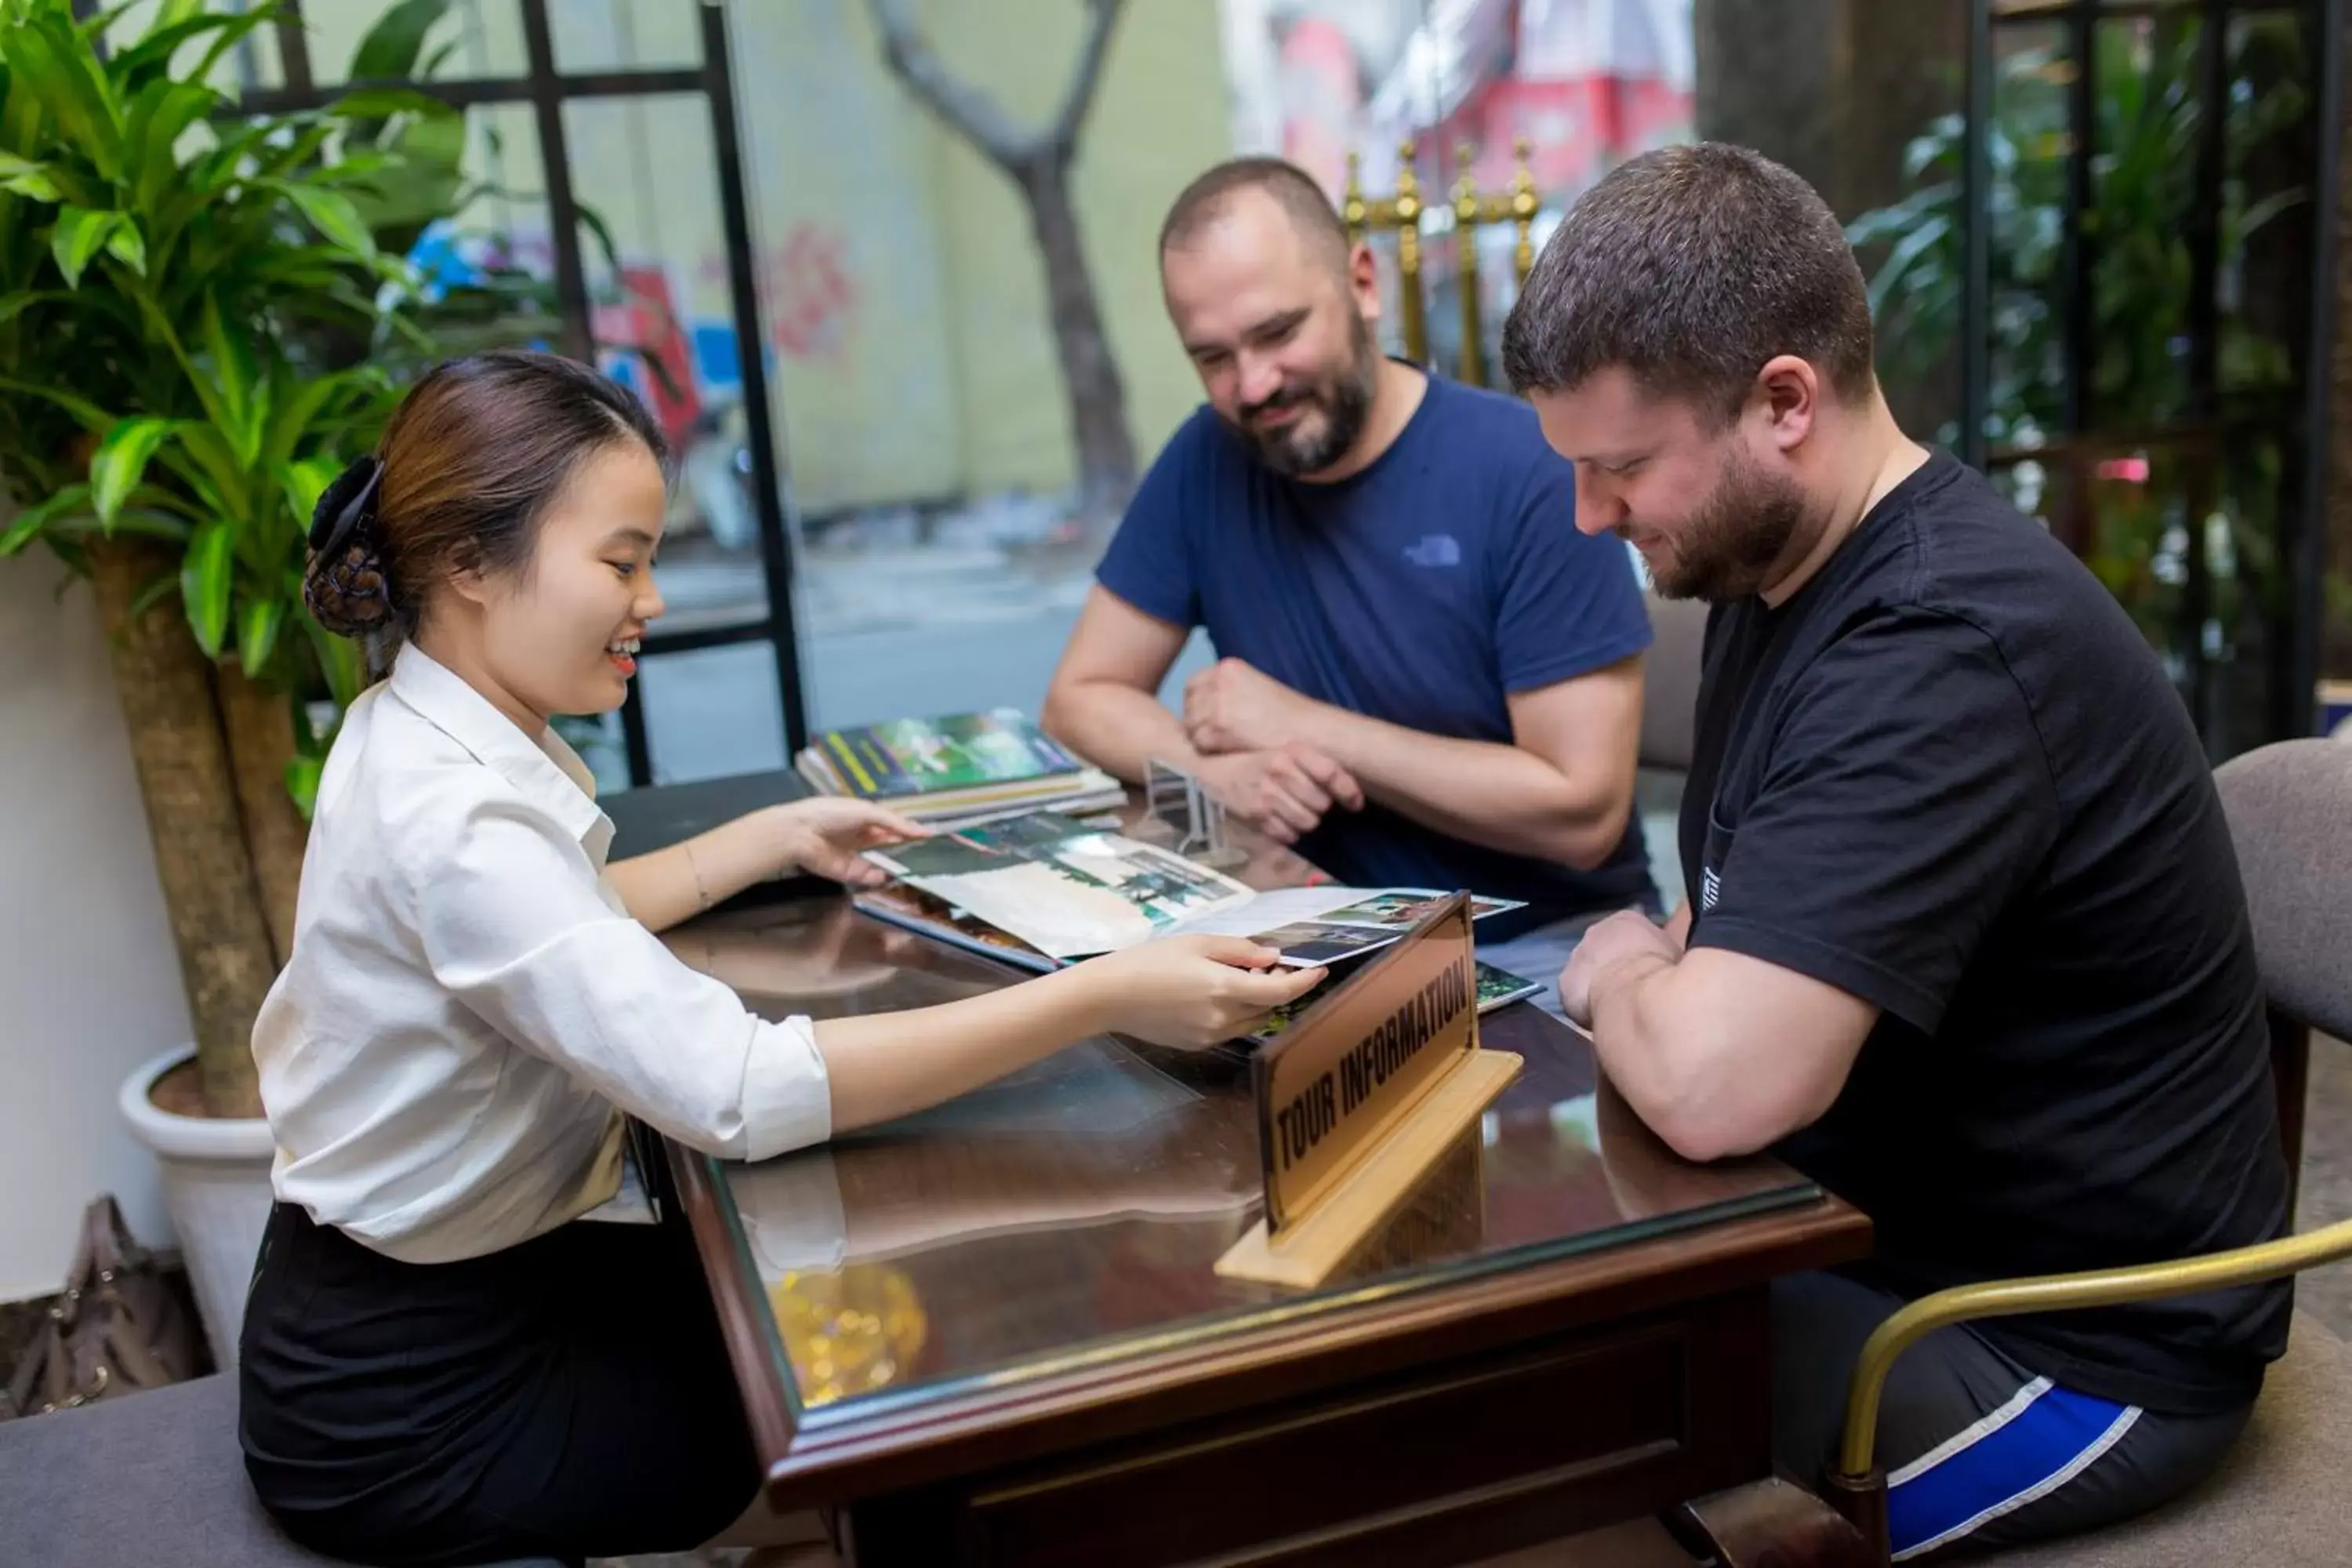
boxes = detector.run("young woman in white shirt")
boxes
[239,350,1323,1566]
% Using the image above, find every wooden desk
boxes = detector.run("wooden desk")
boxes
[664,853,1869,1566]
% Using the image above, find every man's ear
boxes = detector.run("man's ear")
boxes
[1753,354,1820,452]
[1348,241,1381,323]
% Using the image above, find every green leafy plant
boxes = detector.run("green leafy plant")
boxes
[1847,16,2308,717]
[0,0,448,678]
[0,0,441,1116]
[1852,26,2303,448]
[320,0,574,361]
[338,0,470,256]
[328,0,650,378]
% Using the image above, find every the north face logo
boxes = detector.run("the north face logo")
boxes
[1701,866,1722,912]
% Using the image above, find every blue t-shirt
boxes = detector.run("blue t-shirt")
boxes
[1097,373,1656,929]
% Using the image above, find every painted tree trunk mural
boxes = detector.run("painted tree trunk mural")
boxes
[869,0,1139,530]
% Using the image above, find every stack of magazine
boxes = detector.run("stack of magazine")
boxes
[795,709,1124,826]
[852,810,1544,1041]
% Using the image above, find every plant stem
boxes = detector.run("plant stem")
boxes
[87,537,273,1121]
[217,659,307,970]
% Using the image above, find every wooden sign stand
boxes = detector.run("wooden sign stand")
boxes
[1216,896,1523,1289]
[1215,1050,1519,1287]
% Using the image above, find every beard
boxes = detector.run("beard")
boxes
[1221,310,1381,477]
[1639,444,1811,603]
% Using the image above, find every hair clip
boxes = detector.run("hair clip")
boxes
[308,454,384,557]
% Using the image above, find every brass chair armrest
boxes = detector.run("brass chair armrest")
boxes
[1835,1218,2352,1480]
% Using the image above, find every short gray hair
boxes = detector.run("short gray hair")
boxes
[1160,156,1351,273]
[1501,143,1876,418]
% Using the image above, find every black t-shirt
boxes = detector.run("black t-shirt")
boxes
[1680,450,2291,1414]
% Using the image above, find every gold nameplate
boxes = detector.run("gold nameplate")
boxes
[1255,894,1479,1232]
[1218,895,1522,1287]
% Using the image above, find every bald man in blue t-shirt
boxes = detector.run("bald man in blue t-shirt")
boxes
[1043,158,1658,989]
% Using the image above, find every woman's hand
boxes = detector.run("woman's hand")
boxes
[815,937,1326,1138]
[765,798,930,887]
[1073,935,1329,1050]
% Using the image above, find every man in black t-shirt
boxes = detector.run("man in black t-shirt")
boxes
[1500,143,2290,1559]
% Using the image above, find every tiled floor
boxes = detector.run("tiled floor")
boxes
[599,1041,2352,1568]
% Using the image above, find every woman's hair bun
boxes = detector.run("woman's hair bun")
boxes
[302,454,398,639]
[303,536,397,638]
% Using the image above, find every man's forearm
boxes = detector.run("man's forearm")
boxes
[1043,679,1205,782]
[1588,953,1789,1165]
[1585,949,1860,1165]
[1293,702,1627,866]
[1586,951,1698,1140]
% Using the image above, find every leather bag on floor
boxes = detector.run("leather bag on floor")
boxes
[2,1195,201,1419]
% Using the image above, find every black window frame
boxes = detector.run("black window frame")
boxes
[243,0,809,787]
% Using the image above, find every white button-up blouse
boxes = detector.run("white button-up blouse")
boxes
[251,644,829,1265]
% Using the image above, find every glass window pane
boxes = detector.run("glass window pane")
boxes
[2089,16,2197,430]
[2219,8,2333,720]
[401,103,564,360]
[638,644,789,786]
[2206,434,2282,760]
[2045,434,2270,762]
[1984,21,2071,459]
[561,93,771,629]
[548,0,702,74]
[807,619,1214,738]
[212,4,286,93]
[2223,7,2314,421]
[2080,445,2189,665]
[1842,16,2068,461]
[731,0,1237,739]
[303,0,526,85]
[1848,5,1970,443]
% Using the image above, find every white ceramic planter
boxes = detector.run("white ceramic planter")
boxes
[118,1047,274,1374]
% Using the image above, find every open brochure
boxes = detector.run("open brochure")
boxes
[1162,884,1526,966]
[862,811,1258,960]
[848,881,1546,1046]
[1244,960,1544,1044]
[852,881,1065,974]
[859,811,1525,965]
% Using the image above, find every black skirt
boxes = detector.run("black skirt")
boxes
[238,1197,758,1567]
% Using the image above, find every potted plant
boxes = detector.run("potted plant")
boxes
[0,0,447,1367]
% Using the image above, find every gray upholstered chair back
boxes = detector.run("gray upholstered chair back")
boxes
[1639,591,1708,773]
[2214,739,2352,1040]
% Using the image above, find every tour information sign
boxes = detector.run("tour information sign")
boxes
[1219,895,1523,1287]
